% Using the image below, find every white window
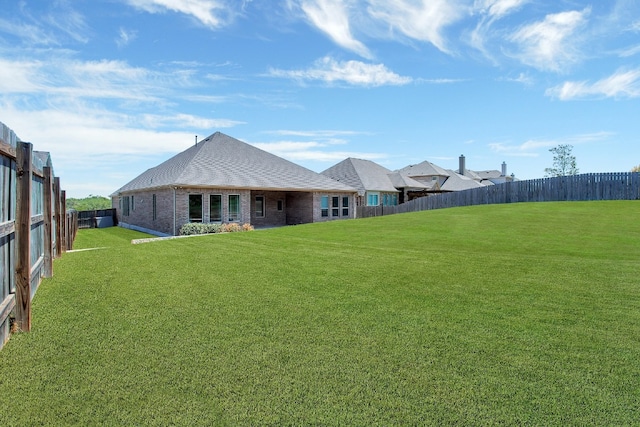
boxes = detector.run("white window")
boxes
[367,192,380,206]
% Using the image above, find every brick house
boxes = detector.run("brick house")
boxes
[111,132,357,236]
[321,158,428,206]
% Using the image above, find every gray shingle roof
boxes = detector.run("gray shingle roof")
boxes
[440,170,486,191]
[113,132,357,194]
[387,172,430,190]
[474,169,502,179]
[398,161,451,178]
[321,158,399,195]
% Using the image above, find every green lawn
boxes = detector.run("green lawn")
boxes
[1,201,639,425]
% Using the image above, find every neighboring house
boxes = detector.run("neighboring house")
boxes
[111,132,358,236]
[458,155,515,185]
[386,172,431,204]
[397,160,452,193]
[321,158,408,206]
[440,170,486,191]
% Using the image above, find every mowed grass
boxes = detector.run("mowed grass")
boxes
[1,201,639,425]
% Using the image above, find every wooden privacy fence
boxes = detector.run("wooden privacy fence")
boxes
[357,172,640,218]
[1,121,74,350]
[78,208,117,229]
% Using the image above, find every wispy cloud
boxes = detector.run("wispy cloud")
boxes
[500,72,534,85]
[116,27,137,47]
[140,113,244,129]
[266,130,369,138]
[546,68,640,100]
[618,44,640,58]
[0,2,90,47]
[298,0,372,59]
[489,132,613,156]
[469,0,528,61]
[0,55,200,103]
[475,0,529,19]
[508,8,590,72]
[43,4,90,44]
[124,0,233,28]
[367,0,466,54]
[269,56,412,86]
[253,140,387,163]
[253,129,386,165]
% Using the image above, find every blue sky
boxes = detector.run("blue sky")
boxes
[1,0,639,198]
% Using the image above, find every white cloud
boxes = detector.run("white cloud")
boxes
[266,130,367,138]
[0,55,200,103]
[501,72,533,85]
[367,0,466,54]
[489,132,613,156]
[116,27,137,47]
[475,0,528,19]
[509,8,590,72]
[253,141,387,163]
[43,5,90,44]
[125,0,232,28]
[299,0,372,58]
[140,113,244,129]
[618,44,640,58]
[546,68,640,100]
[269,56,412,86]
[469,0,527,60]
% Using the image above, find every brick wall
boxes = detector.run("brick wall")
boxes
[114,187,356,235]
[250,190,288,228]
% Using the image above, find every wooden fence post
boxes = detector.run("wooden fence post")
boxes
[15,141,32,332]
[54,177,62,258]
[61,190,67,252]
[43,166,53,278]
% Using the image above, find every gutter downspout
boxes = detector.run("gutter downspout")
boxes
[173,187,177,236]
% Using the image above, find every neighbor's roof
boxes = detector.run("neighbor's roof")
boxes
[113,132,357,194]
[441,170,486,191]
[474,169,503,180]
[398,161,451,178]
[321,158,399,195]
[387,171,430,190]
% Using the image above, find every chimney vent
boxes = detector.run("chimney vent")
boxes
[459,155,466,175]
[501,161,507,177]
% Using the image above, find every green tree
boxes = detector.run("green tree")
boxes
[632,164,640,173]
[544,144,579,177]
[66,195,112,211]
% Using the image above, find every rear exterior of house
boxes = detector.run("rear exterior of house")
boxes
[111,132,357,236]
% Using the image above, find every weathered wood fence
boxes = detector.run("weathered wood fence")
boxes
[1,121,74,349]
[78,208,117,229]
[357,173,640,218]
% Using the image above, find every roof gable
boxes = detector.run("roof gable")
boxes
[441,170,486,191]
[321,158,399,195]
[114,132,356,194]
[398,161,451,178]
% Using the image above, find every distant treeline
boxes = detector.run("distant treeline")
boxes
[66,195,111,211]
